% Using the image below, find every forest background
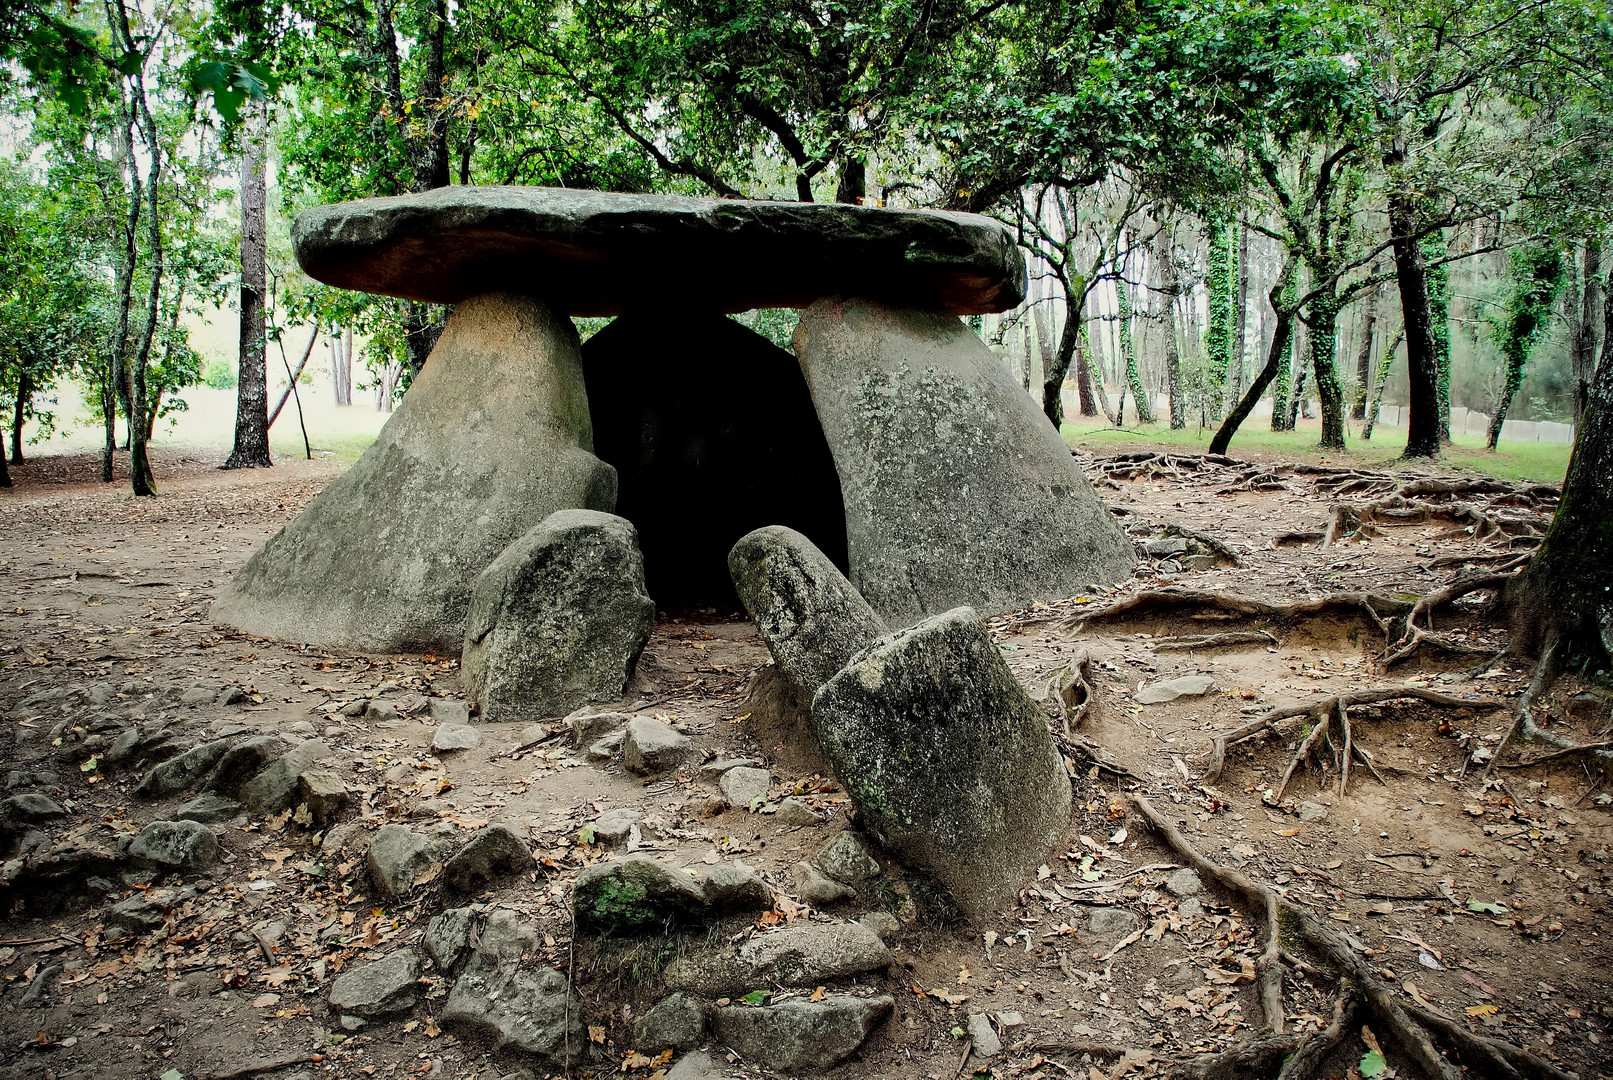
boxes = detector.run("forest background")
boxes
[1,0,1611,494]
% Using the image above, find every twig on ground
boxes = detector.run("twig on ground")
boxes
[1062,588,1415,635]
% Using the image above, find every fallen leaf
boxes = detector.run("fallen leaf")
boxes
[1465,1004,1499,1017]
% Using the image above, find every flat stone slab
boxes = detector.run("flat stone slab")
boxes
[292,186,1025,315]
[1134,676,1217,704]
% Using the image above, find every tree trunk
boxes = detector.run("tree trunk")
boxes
[1229,223,1248,407]
[1309,297,1347,449]
[1117,280,1153,423]
[403,301,443,379]
[1387,192,1441,458]
[270,329,320,428]
[1019,310,1032,392]
[1210,306,1294,456]
[1205,219,1234,420]
[1166,295,1185,430]
[0,425,9,487]
[1488,247,1566,450]
[1361,323,1405,441]
[413,0,450,192]
[1425,232,1452,442]
[11,370,28,465]
[104,111,138,484]
[1351,281,1378,420]
[225,107,272,469]
[1570,240,1603,426]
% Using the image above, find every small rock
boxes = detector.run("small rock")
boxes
[175,792,244,824]
[792,862,853,906]
[135,737,237,798]
[567,709,631,748]
[858,911,899,942]
[240,739,332,816]
[817,832,880,883]
[428,698,471,726]
[666,1050,727,1080]
[2,793,66,823]
[179,685,216,706]
[772,797,821,828]
[663,922,889,996]
[287,720,318,738]
[573,855,707,933]
[698,757,760,780]
[424,907,475,971]
[1178,896,1203,919]
[1143,537,1189,557]
[106,889,181,933]
[1134,676,1217,705]
[623,717,690,776]
[1087,907,1143,940]
[700,862,772,912]
[367,825,443,899]
[328,949,422,1018]
[217,685,250,707]
[587,730,626,762]
[440,911,582,1066]
[5,770,60,791]
[718,766,771,809]
[589,809,646,846]
[1181,554,1219,571]
[321,821,368,857]
[297,770,349,825]
[1164,869,1203,898]
[365,700,399,724]
[204,735,287,797]
[710,993,893,1071]
[338,1014,367,1032]
[518,723,549,749]
[129,820,219,870]
[431,724,482,753]
[967,1012,1002,1056]
[444,824,531,892]
[635,991,705,1052]
[1299,800,1328,823]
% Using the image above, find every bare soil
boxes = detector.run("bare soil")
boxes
[0,445,1609,1080]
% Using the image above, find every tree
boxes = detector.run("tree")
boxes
[1486,245,1566,449]
[225,105,271,468]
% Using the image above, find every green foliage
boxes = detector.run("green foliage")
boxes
[202,357,239,390]
[1487,244,1567,447]
[1204,219,1235,419]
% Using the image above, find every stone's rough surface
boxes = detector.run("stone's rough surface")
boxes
[718,767,771,810]
[427,698,470,725]
[573,855,707,933]
[700,863,772,912]
[774,798,822,828]
[858,911,900,942]
[204,735,287,797]
[441,911,582,1065]
[623,717,691,776]
[175,792,243,824]
[817,832,881,884]
[213,294,617,653]
[296,770,348,825]
[431,724,482,753]
[1134,676,1216,704]
[424,907,475,971]
[795,299,1133,624]
[328,950,422,1018]
[663,923,889,997]
[568,709,631,749]
[462,511,653,724]
[967,1013,1003,1057]
[2,793,66,823]
[587,731,626,762]
[443,824,530,893]
[667,1050,728,1080]
[710,994,893,1071]
[367,825,442,899]
[792,862,853,906]
[1087,907,1143,940]
[135,738,236,798]
[240,740,332,817]
[1299,800,1328,823]
[812,608,1072,920]
[293,186,1025,315]
[586,314,848,606]
[129,820,218,870]
[635,992,706,1053]
[1165,869,1203,898]
[589,808,646,847]
[728,527,886,703]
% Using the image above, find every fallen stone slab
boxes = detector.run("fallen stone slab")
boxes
[204,735,288,797]
[440,910,582,1066]
[431,724,482,753]
[568,709,632,748]
[296,770,348,825]
[967,1012,1002,1057]
[240,739,332,817]
[367,825,445,899]
[795,298,1133,624]
[791,862,853,906]
[663,922,889,997]
[424,907,475,972]
[462,510,654,724]
[328,949,423,1018]
[588,808,648,847]
[175,792,243,825]
[134,737,237,799]
[710,993,893,1071]
[443,824,530,893]
[213,293,617,653]
[292,186,1025,315]
[812,608,1072,920]
[623,717,690,776]
[728,526,886,704]
[573,855,707,933]
[1134,675,1216,704]
[129,820,219,871]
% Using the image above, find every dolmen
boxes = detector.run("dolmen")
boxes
[213,187,1133,672]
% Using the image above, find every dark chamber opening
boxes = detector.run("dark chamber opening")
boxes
[581,310,849,609]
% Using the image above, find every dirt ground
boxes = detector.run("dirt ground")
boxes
[0,445,1609,1080]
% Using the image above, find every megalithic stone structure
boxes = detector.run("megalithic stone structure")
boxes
[214,186,1132,655]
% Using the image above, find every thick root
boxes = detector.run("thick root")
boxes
[1062,587,1414,635]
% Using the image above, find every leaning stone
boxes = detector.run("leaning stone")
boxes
[444,824,530,893]
[622,717,690,776]
[812,608,1072,920]
[587,730,626,762]
[773,798,822,828]
[589,808,647,847]
[1164,869,1203,898]
[700,863,772,912]
[291,186,1024,315]
[663,922,889,997]
[567,709,631,748]
[967,1012,1002,1057]
[296,770,349,825]
[710,993,893,1071]
[794,299,1132,624]
[462,510,654,724]
[239,739,332,817]
[212,293,617,653]
[728,526,887,703]
[816,832,880,884]
[204,735,288,797]
[367,825,443,899]
[135,738,236,799]
[431,724,482,753]
[129,820,219,871]
[1134,676,1216,704]
[635,992,706,1053]
[2,793,66,824]
[718,767,771,810]
[792,862,853,907]
[573,855,708,934]
[328,949,422,1018]
[175,792,244,825]
[424,907,476,972]
[440,911,582,1066]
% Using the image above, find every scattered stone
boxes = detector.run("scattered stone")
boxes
[587,730,626,762]
[858,911,900,943]
[635,992,705,1053]
[792,862,854,906]
[2,793,66,823]
[203,735,288,797]
[666,1050,727,1080]
[296,770,349,825]
[718,766,771,810]
[129,820,219,871]
[710,993,893,1071]
[106,889,183,933]
[217,685,250,707]
[573,855,707,933]
[663,922,889,996]
[813,608,1072,919]
[1134,676,1217,705]
[967,1012,1002,1057]
[1164,869,1203,898]
[700,862,772,912]
[444,824,531,893]
[441,911,582,1066]
[622,717,690,776]
[431,724,482,753]
[424,907,475,971]
[321,821,369,857]
[5,770,60,791]
[338,1014,367,1032]
[1143,537,1190,557]
[567,709,631,748]
[1087,907,1143,940]
[175,792,244,824]
[773,798,822,828]
[588,809,647,847]
[817,832,880,883]
[367,825,443,899]
[287,720,318,738]
[462,510,655,724]
[365,700,399,724]
[1178,897,1204,919]
[428,698,471,726]
[727,526,888,704]
[135,737,236,798]
[1299,800,1328,823]
[698,757,759,780]
[179,685,216,706]
[240,739,332,817]
[1181,554,1219,572]
[328,949,423,1018]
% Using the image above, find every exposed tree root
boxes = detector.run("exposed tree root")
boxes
[1062,587,1415,635]
[1380,571,1517,669]
[1132,796,1578,1080]
[1204,688,1504,789]
[1479,634,1612,775]
[1276,990,1359,1080]
[1155,523,1245,565]
[1150,630,1279,651]
[1047,650,1096,734]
